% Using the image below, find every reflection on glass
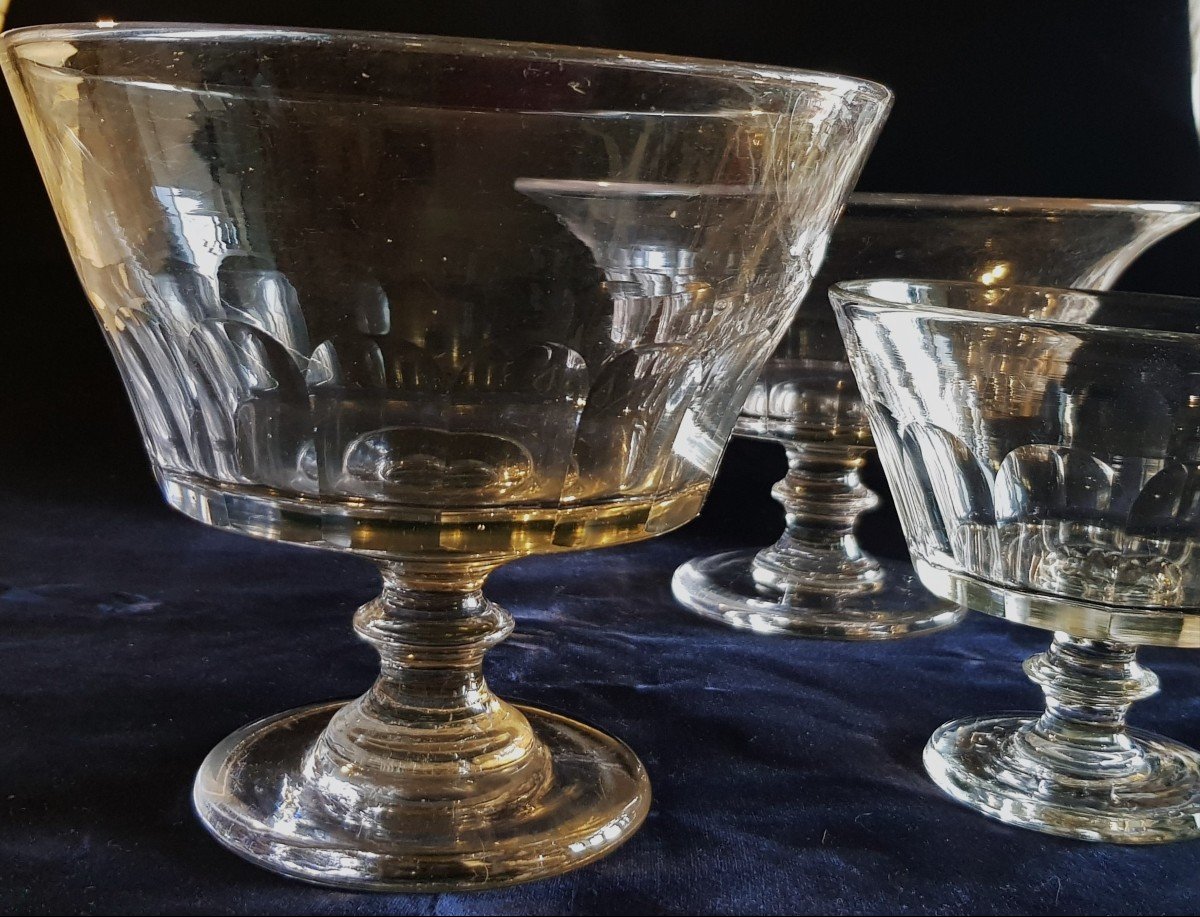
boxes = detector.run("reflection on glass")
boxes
[1192,0,1200,139]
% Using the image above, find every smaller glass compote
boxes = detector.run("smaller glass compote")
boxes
[674,194,1200,639]
[834,278,1200,843]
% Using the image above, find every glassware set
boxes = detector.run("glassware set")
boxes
[4,17,1200,894]
[673,193,1200,638]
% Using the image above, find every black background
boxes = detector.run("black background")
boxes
[4,3,1200,915]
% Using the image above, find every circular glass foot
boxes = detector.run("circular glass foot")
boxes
[673,548,964,639]
[194,701,650,891]
[925,714,1200,843]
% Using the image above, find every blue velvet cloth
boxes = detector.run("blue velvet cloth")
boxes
[1,445,1198,915]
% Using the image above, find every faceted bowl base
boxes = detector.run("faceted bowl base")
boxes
[925,714,1200,843]
[194,701,651,891]
[672,549,964,639]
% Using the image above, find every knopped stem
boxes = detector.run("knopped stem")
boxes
[305,560,552,823]
[752,442,883,596]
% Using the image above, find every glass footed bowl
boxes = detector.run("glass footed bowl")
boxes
[0,22,891,890]
[834,277,1200,843]
[673,193,1200,639]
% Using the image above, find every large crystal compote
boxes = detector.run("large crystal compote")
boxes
[835,278,1200,842]
[1,23,890,889]
[674,194,1200,639]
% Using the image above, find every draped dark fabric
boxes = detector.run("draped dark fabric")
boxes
[2,454,1196,915]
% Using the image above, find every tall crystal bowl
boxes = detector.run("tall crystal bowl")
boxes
[834,278,1200,842]
[1,22,890,889]
[674,194,1200,639]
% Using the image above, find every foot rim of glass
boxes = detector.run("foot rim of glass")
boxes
[672,548,965,640]
[193,700,651,891]
[924,714,1200,844]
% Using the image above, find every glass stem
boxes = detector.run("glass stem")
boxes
[752,442,883,595]
[1015,632,1160,780]
[304,560,551,817]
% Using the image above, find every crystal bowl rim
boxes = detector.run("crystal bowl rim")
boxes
[830,278,1200,343]
[0,21,892,104]
[847,191,1200,215]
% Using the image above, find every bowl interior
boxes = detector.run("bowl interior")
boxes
[838,279,1200,337]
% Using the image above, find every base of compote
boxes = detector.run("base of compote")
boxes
[925,714,1200,843]
[672,548,964,639]
[194,700,650,891]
